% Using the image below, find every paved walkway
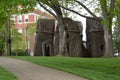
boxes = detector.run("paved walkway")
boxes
[0,57,87,80]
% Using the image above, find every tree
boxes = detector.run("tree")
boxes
[37,0,69,55]
[11,28,23,51]
[112,0,120,56]
[113,26,120,56]
[98,0,115,57]
[59,0,115,57]
[35,0,115,57]
[0,26,6,56]
[0,0,36,56]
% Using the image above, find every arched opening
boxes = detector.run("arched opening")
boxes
[44,44,50,56]
[100,44,104,51]
[66,33,69,55]
[67,33,69,39]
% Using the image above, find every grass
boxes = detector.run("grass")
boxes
[0,66,19,80]
[13,56,120,80]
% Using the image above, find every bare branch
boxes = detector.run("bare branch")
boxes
[52,3,63,18]
[60,5,95,19]
[75,0,97,18]
[38,2,57,19]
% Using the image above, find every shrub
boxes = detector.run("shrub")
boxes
[11,49,26,56]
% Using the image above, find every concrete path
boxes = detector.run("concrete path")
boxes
[0,57,87,80]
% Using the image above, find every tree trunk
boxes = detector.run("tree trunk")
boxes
[103,25,113,57]
[100,0,114,57]
[57,18,66,55]
[5,17,11,56]
[50,2,66,55]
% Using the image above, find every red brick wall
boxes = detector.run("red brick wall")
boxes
[15,14,35,29]
[29,15,34,23]
[22,15,24,23]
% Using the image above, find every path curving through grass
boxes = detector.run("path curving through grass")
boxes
[14,56,120,80]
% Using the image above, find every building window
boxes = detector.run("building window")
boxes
[24,14,29,22]
[18,15,22,23]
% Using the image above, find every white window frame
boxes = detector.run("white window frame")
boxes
[18,15,22,23]
[24,14,29,23]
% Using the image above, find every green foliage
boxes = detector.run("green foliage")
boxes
[0,0,36,15]
[11,49,26,56]
[11,29,23,50]
[0,0,36,29]
[112,0,120,55]
[0,0,37,54]
[26,23,36,35]
[0,0,36,21]
[14,57,120,80]
[115,0,120,14]
[102,19,110,26]
[113,26,120,54]
[0,24,6,51]
[0,39,4,51]
[0,66,19,80]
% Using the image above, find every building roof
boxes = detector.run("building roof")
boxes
[33,9,54,19]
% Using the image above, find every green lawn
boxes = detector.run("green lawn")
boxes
[0,66,19,80]
[13,56,120,80]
